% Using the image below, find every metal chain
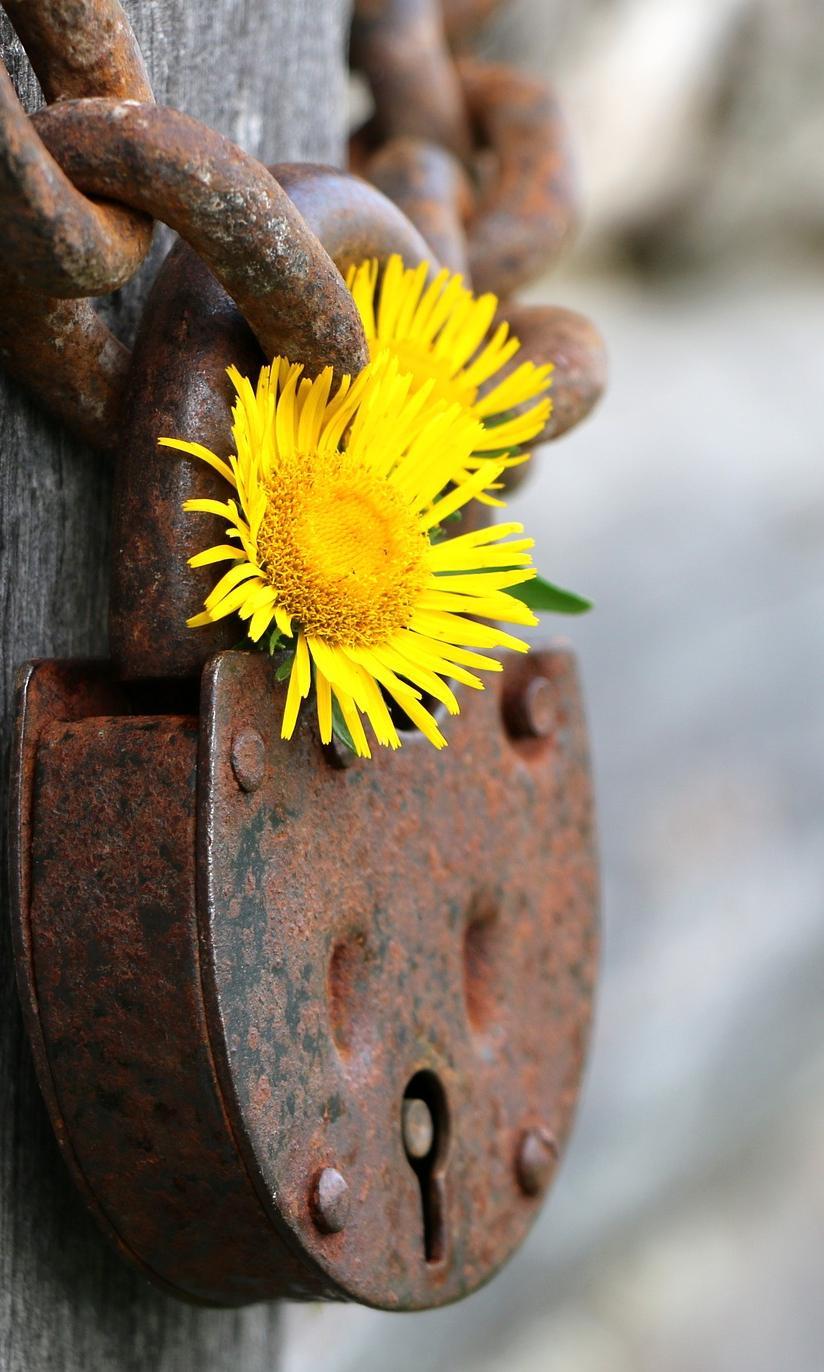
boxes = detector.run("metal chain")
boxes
[0,0,370,450]
[350,0,607,473]
[0,0,605,467]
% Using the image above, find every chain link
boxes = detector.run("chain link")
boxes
[0,0,605,464]
[350,0,607,478]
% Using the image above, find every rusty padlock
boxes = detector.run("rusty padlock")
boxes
[11,167,598,1309]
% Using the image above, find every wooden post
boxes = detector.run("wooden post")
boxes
[0,3,350,1366]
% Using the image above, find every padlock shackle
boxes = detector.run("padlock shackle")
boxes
[110,165,437,682]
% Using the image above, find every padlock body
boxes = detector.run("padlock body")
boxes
[11,649,598,1308]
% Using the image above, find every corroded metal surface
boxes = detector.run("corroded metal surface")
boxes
[11,660,327,1306]
[351,6,579,299]
[494,302,608,486]
[0,0,152,446]
[441,0,508,46]
[6,0,603,1317]
[366,137,471,276]
[0,289,129,452]
[9,659,127,1202]
[11,646,598,1306]
[198,645,598,1306]
[0,66,152,296]
[110,165,440,682]
[460,59,577,297]
[109,238,263,680]
[272,162,435,276]
[0,0,604,459]
[33,99,368,381]
[351,0,471,160]
[0,0,153,296]
[348,2,603,452]
[3,0,153,104]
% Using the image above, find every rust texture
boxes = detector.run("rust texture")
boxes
[110,165,439,682]
[11,646,598,1306]
[348,1,605,450]
[351,0,472,160]
[0,0,605,458]
[0,0,152,446]
[351,5,578,296]
[494,302,608,490]
[366,137,471,276]
[0,66,152,296]
[502,303,608,444]
[0,289,129,452]
[109,236,261,679]
[6,0,604,1314]
[12,661,329,1306]
[459,58,577,297]
[0,160,431,458]
[271,162,435,277]
[3,0,153,104]
[33,99,368,382]
[441,0,508,47]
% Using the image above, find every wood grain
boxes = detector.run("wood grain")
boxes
[0,3,349,1368]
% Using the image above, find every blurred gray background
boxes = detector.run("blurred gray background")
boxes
[287,2,824,1368]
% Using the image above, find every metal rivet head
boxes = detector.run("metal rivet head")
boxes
[505,675,555,740]
[402,1097,435,1160]
[311,1167,350,1233]
[516,1127,558,1196]
[230,727,265,792]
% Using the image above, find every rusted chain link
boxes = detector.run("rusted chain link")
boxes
[0,0,153,294]
[350,0,471,159]
[440,0,508,47]
[0,0,153,447]
[351,0,577,294]
[0,0,415,445]
[458,57,577,296]
[0,0,604,466]
[367,137,472,276]
[350,0,606,479]
[0,290,130,449]
[33,100,369,378]
[0,66,151,295]
[3,0,153,103]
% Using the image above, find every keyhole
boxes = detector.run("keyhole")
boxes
[401,1071,449,1265]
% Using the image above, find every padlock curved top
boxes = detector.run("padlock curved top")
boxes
[269,163,435,279]
[11,645,598,1308]
[109,165,441,683]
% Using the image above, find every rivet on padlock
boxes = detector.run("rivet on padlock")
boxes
[10,166,599,1309]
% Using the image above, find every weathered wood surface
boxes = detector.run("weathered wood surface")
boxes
[0,3,349,1369]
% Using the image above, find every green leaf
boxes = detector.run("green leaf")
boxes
[331,696,357,755]
[478,410,524,460]
[482,408,518,428]
[267,626,284,656]
[274,652,294,681]
[509,574,592,615]
[429,507,464,544]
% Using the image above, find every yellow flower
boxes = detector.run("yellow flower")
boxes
[160,354,538,757]
[347,254,553,493]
